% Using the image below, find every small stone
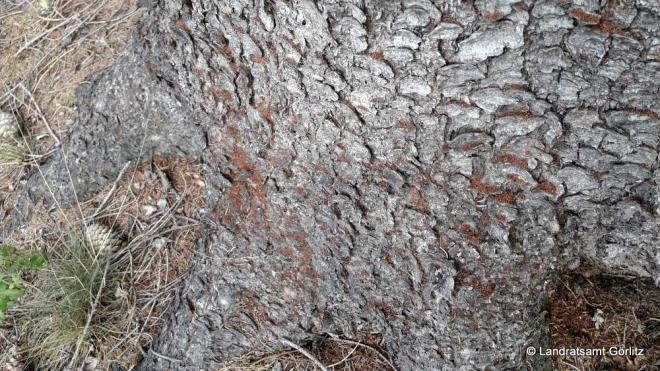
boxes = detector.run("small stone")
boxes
[115,286,128,300]
[152,237,167,249]
[592,308,605,329]
[0,111,19,139]
[82,356,99,371]
[143,170,156,182]
[157,198,168,209]
[143,205,158,216]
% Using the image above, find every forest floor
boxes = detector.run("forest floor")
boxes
[0,1,194,370]
[0,0,139,152]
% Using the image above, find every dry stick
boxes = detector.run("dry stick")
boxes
[0,9,24,22]
[107,107,149,237]
[86,0,130,27]
[115,200,181,352]
[108,8,141,30]
[135,291,161,350]
[559,359,581,371]
[280,339,328,371]
[17,83,60,145]
[50,1,105,51]
[26,1,107,91]
[106,324,139,361]
[91,161,131,218]
[58,136,91,258]
[67,252,111,370]
[245,351,296,368]
[108,244,144,356]
[327,342,360,368]
[148,348,182,363]
[14,17,72,57]
[330,338,397,371]
[56,4,137,63]
[9,120,71,228]
[32,45,76,91]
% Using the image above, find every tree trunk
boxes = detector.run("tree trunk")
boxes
[21,0,660,369]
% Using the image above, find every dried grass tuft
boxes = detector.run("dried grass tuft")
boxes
[0,155,204,370]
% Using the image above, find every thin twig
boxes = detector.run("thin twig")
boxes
[0,9,24,22]
[329,338,397,371]
[559,359,582,371]
[14,18,72,57]
[92,161,131,218]
[327,341,360,368]
[68,251,111,369]
[149,348,182,363]
[280,339,328,371]
[17,83,60,146]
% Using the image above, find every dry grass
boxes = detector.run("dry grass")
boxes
[0,0,140,152]
[0,2,202,369]
[0,1,207,369]
[549,268,660,371]
[0,155,205,369]
[0,0,141,228]
[222,335,397,371]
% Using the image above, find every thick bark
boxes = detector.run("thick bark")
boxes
[17,0,660,369]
